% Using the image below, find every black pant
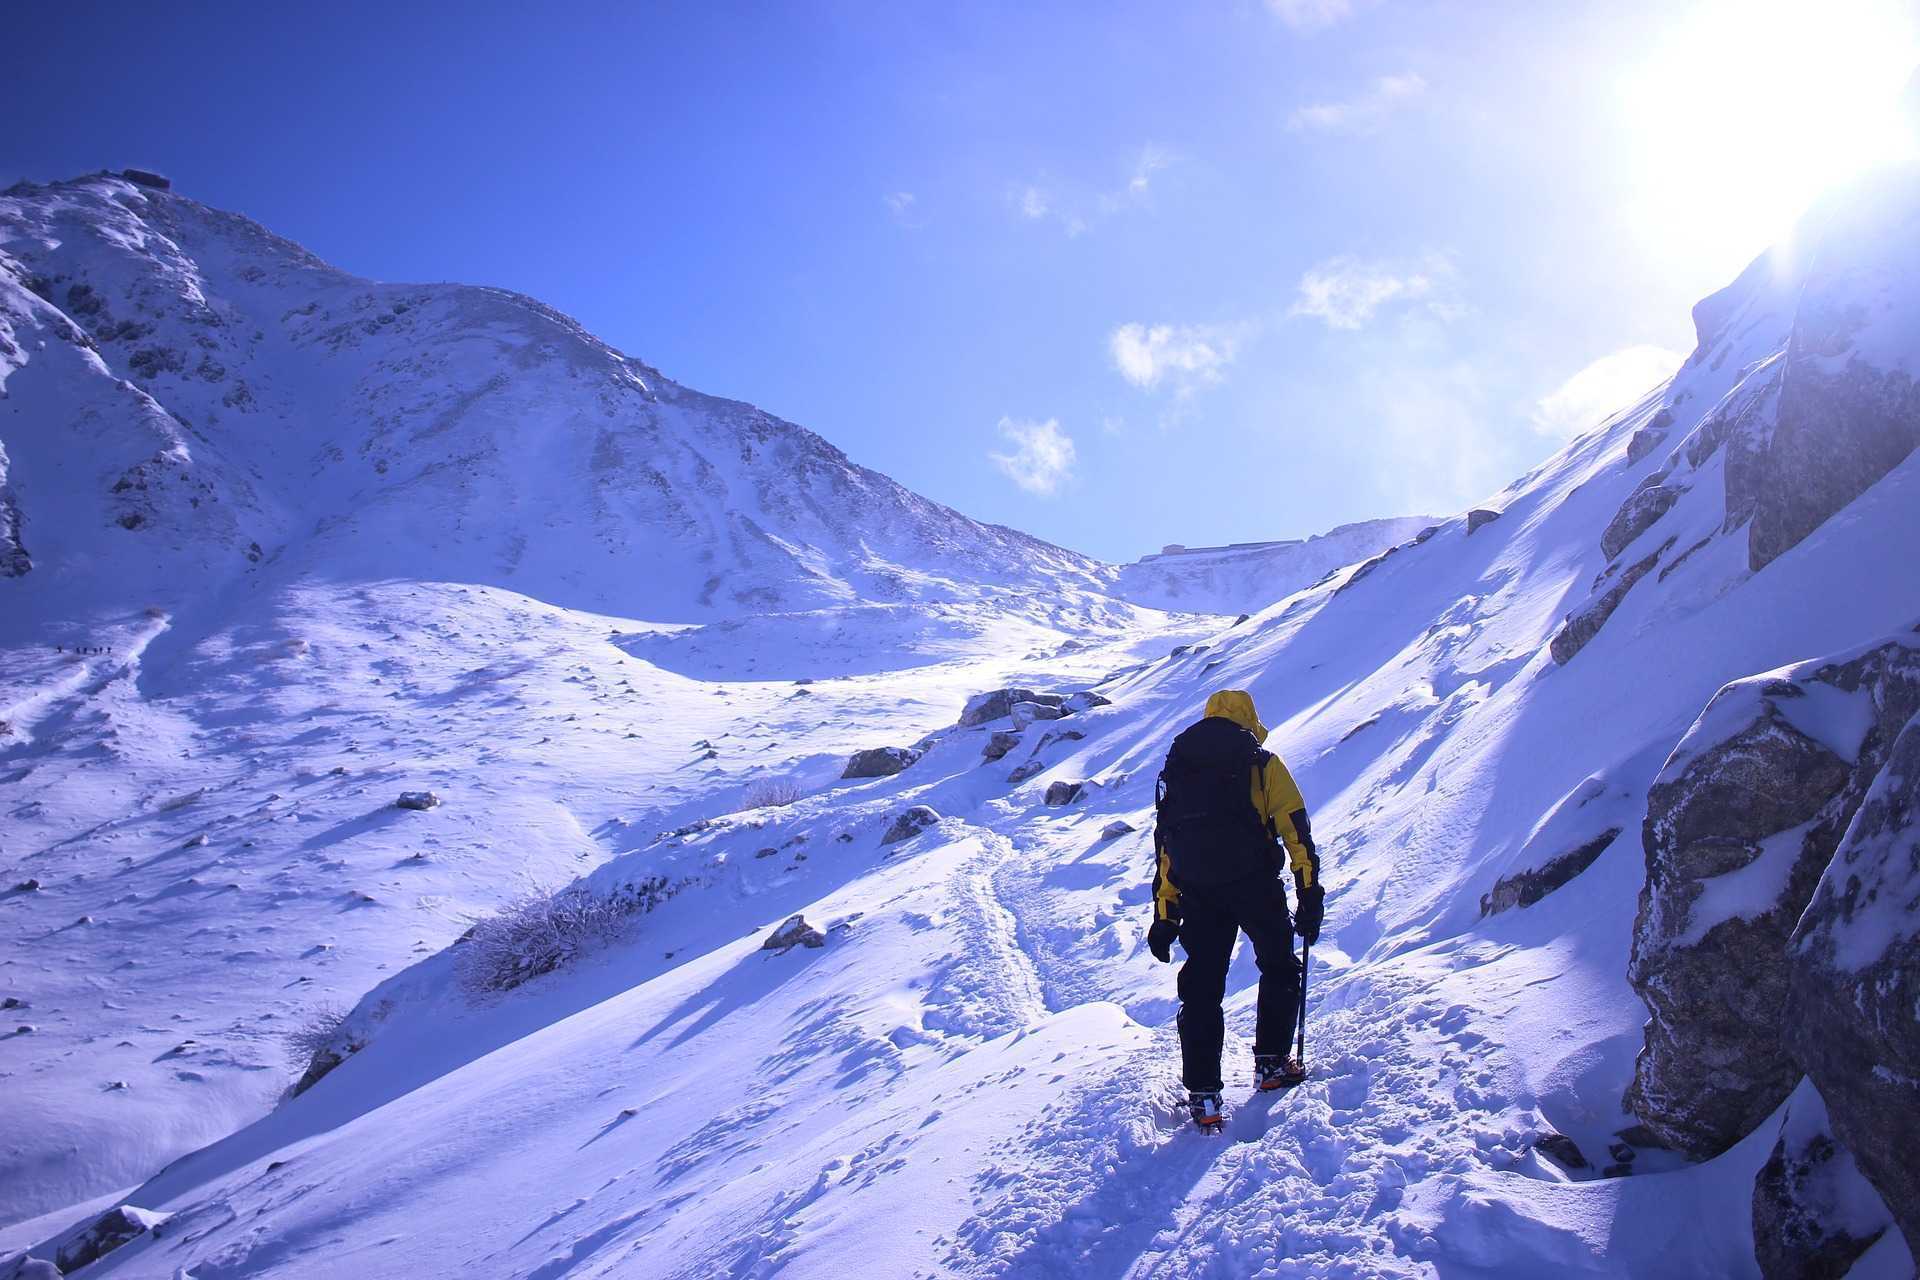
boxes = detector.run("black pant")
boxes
[1176,872,1299,1093]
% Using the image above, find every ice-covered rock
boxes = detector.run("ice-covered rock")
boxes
[1785,701,1920,1254]
[55,1203,170,1272]
[879,806,940,845]
[1627,632,1920,1156]
[1549,539,1670,665]
[840,746,921,780]
[1751,1083,1891,1280]
[1062,691,1112,714]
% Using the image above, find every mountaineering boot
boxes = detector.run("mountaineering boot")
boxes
[1254,1054,1308,1091]
[1189,1090,1225,1131]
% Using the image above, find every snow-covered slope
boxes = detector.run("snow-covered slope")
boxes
[1113,517,1439,616]
[7,165,1920,1278]
[0,174,1116,628]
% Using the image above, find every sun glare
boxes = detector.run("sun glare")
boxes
[1624,0,1920,276]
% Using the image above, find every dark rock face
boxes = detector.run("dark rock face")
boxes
[960,688,1061,727]
[56,1204,169,1271]
[1549,540,1669,665]
[1600,482,1682,561]
[880,805,940,845]
[762,914,827,952]
[841,745,921,780]
[1006,759,1047,786]
[395,790,441,811]
[1626,636,1920,1157]
[1627,410,1674,465]
[1099,819,1136,840]
[1466,507,1502,534]
[1784,706,1920,1253]
[1480,829,1620,917]
[1751,1086,1889,1280]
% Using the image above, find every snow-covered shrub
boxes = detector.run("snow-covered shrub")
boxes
[456,876,677,995]
[741,778,804,809]
[283,1001,366,1096]
[282,1002,350,1064]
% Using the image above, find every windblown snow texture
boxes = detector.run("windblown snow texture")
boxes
[3,168,1919,1277]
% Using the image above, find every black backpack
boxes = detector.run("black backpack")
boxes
[1155,716,1277,887]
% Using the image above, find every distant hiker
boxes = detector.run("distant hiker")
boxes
[1149,688,1324,1130]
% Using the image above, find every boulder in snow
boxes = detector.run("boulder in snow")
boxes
[1532,1132,1589,1173]
[840,745,921,780]
[1044,781,1084,806]
[1009,700,1064,729]
[1099,820,1136,840]
[880,805,940,845]
[56,1204,170,1272]
[1006,759,1047,786]
[761,914,827,952]
[980,730,1021,762]
[1466,507,1502,534]
[959,688,1061,727]
[395,790,441,811]
[1063,690,1113,714]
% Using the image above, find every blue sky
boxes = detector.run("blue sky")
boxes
[7,1,1916,561]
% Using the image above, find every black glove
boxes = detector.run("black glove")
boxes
[1148,918,1180,964]
[1293,853,1324,944]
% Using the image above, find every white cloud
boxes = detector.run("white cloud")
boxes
[1127,145,1170,197]
[1014,146,1172,235]
[1018,186,1051,220]
[884,191,918,224]
[1266,0,1354,30]
[1533,345,1686,438]
[1290,255,1454,330]
[1289,73,1427,134]
[1109,323,1243,395]
[989,417,1077,495]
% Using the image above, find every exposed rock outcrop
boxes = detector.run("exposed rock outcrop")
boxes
[762,914,827,952]
[1600,481,1682,561]
[56,1203,170,1272]
[1043,781,1084,806]
[1466,507,1502,534]
[1751,1084,1890,1280]
[1549,539,1670,665]
[0,442,28,577]
[841,745,921,780]
[1626,633,1920,1157]
[880,805,940,845]
[1480,829,1620,917]
[1784,704,1920,1253]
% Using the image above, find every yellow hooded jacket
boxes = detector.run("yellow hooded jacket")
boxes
[1152,689,1315,925]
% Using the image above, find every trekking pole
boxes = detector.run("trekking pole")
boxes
[1295,940,1310,1065]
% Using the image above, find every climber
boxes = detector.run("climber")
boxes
[1148,688,1323,1130]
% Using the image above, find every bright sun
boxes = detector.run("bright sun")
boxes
[1624,0,1920,276]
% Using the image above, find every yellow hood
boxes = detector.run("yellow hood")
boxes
[1204,689,1268,741]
